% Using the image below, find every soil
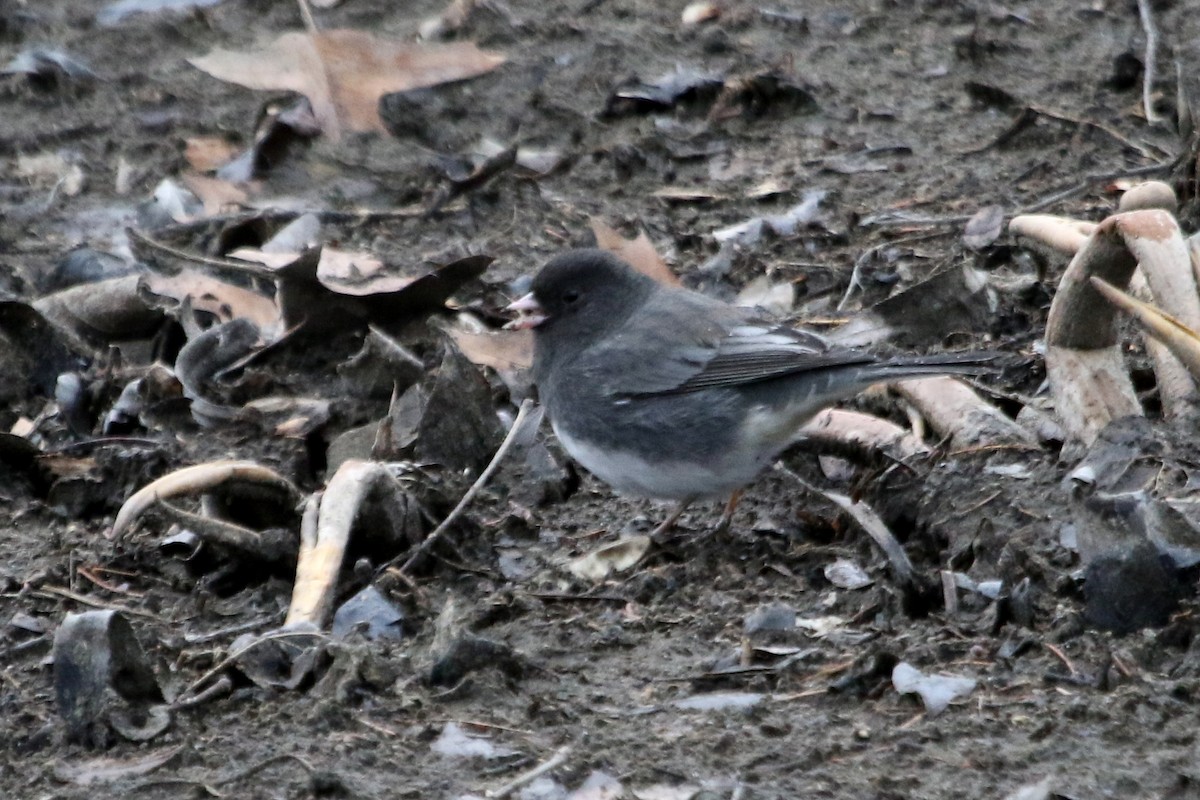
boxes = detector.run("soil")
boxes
[2,0,1200,798]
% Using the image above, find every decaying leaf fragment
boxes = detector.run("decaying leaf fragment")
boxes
[567,535,651,581]
[1019,205,1200,445]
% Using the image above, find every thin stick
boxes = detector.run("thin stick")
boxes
[1044,642,1078,677]
[35,586,164,621]
[384,400,542,577]
[173,629,328,706]
[1137,0,1159,124]
[296,0,319,34]
[126,227,278,276]
[485,746,572,799]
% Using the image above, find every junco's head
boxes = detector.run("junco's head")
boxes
[507,249,655,339]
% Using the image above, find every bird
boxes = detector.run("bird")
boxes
[507,248,990,537]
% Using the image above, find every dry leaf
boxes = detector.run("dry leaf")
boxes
[228,247,303,269]
[316,249,395,295]
[567,535,651,581]
[589,218,680,286]
[180,173,248,216]
[17,152,85,195]
[447,326,533,372]
[184,136,240,172]
[189,30,505,141]
[141,270,283,335]
[963,205,1005,250]
[53,745,184,786]
[735,274,794,315]
[420,0,477,40]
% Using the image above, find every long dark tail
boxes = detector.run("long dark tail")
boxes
[814,351,997,398]
[864,350,999,380]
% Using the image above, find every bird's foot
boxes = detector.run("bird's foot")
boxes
[711,489,744,537]
[648,499,693,544]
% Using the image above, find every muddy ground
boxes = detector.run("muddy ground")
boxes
[3,0,1200,797]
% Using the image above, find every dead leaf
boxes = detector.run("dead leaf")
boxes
[589,218,680,286]
[447,326,533,372]
[316,249,390,292]
[963,204,1005,250]
[184,135,240,172]
[53,745,184,786]
[746,178,787,199]
[140,270,283,335]
[567,535,651,581]
[228,247,303,269]
[180,173,248,216]
[189,30,505,141]
[17,152,84,195]
[734,274,794,315]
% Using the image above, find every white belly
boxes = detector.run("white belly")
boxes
[553,422,759,500]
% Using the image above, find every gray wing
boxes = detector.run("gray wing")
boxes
[590,289,877,398]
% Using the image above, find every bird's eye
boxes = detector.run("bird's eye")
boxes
[563,290,580,304]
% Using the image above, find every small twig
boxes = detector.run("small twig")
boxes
[0,634,51,662]
[214,753,315,787]
[523,591,629,603]
[776,464,915,586]
[183,614,284,645]
[485,745,572,799]
[75,566,145,597]
[357,716,402,737]
[382,400,542,577]
[296,0,319,34]
[941,570,959,616]
[35,586,164,621]
[171,674,233,710]
[942,489,1002,520]
[126,227,278,276]
[48,437,161,454]
[1015,163,1170,213]
[1137,0,1159,124]
[173,629,328,706]
[1028,104,1168,161]
[1043,642,1078,677]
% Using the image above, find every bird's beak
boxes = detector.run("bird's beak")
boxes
[504,293,548,330]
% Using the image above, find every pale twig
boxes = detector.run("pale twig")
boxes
[1137,0,1159,124]
[296,0,318,33]
[385,400,543,577]
[173,629,328,706]
[485,746,572,799]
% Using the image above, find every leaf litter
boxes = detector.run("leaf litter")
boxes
[2,0,1200,798]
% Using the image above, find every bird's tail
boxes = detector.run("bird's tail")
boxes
[863,350,1000,381]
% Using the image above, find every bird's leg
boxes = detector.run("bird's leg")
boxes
[650,499,693,540]
[714,489,744,535]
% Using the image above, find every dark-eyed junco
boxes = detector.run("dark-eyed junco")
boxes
[508,249,990,535]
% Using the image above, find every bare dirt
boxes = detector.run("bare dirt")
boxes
[3,0,1200,798]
